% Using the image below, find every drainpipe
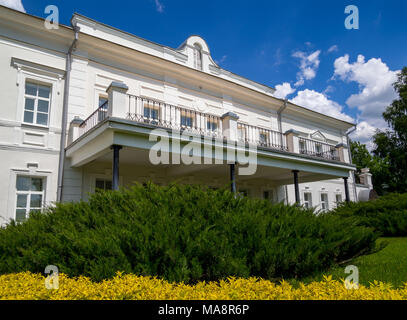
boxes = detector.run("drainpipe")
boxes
[56,24,80,202]
[277,99,289,204]
[346,125,357,202]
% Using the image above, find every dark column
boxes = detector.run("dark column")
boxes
[292,170,300,205]
[343,177,350,202]
[111,145,122,190]
[230,163,237,194]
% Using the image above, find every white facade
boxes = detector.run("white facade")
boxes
[0,7,369,225]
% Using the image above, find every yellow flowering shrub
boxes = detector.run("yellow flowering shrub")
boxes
[0,273,406,300]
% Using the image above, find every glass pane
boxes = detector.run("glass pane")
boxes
[36,113,48,126]
[25,83,37,96]
[16,209,27,222]
[95,179,105,190]
[37,100,49,113]
[16,194,27,208]
[105,181,112,190]
[38,85,50,98]
[151,109,159,120]
[16,176,30,191]
[24,111,34,123]
[30,194,43,208]
[99,97,108,108]
[24,98,35,111]
[31,178,43,191]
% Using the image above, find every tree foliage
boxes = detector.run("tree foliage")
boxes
[350,140,390,195]
[373,67,407,193]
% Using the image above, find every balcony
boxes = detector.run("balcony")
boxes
[69,82,348,165]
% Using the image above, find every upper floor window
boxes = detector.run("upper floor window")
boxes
[237,124,247,141]
[259,130,269,146]
[206,118,218,132]
[193,44,203,70]
[98,96,108,122]
[24,81,51,126]
[15,176,45,222]
[144,103,160,121]
[181,110,194,128]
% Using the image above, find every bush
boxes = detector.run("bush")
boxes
[331,193,407,237]
[0,183,377,283]
[2,272,406,300]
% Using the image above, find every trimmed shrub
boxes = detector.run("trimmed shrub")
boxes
[331,193,407,237]
[0,183,377,283]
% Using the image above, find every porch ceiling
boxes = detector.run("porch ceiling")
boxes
[87,146,348,186]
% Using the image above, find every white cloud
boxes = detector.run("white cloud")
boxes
[292,50,321,87]
[333,54,398,129]
[350,121,377,151]
[154,0,164,13]
[273,82,296,99]
[0,0,25,12]
[215,55,227,65]
[327,45,338,53]
[290,89,354,123]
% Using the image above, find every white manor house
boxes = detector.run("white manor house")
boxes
[0,6,373,225]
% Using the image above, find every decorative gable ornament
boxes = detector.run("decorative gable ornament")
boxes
[310,130,327,142]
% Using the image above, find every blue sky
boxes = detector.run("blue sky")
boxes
[4,0,407,147]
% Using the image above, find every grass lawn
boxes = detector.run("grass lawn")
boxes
[290,238,407,288]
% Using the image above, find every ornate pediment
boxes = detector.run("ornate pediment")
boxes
[310,130,327,142]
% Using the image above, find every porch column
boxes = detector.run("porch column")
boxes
[230,163,237,194]
[292,170,300,204]
[111,145,122,190]
[343,177,350,202]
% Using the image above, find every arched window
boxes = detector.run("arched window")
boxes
[193,43,202,70]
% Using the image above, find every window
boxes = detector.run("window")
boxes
[315,143,322,155]
[303,192,312,208]
[299,140,306,154]
[98,96,108,122]
[320,193,329,211]
[238,189,249,197]
[206,118,218,131]
[259,130,269,146]
[193,43,202,70]
[15,176,45,222]
[335,194,343,207]
[263,190,274,202]
[143,103,160,121]
[237,124,247,141]
[23,82,51,126]
[95,179,112,191]
[180,111,194,128]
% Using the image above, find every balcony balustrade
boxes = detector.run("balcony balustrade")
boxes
[73,82,347,163]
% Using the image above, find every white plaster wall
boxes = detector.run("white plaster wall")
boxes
[0,35,66,223]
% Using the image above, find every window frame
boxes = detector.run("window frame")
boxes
[303,192,313,209]
[23,81,52,127]
[143,103,161,121]
[14,175,46,222]
[320,192,329,211]
[335,193,343,207]
[12,58,64,131]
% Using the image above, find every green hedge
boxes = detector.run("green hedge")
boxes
[331,193,407,237]
[0,183,377,283]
